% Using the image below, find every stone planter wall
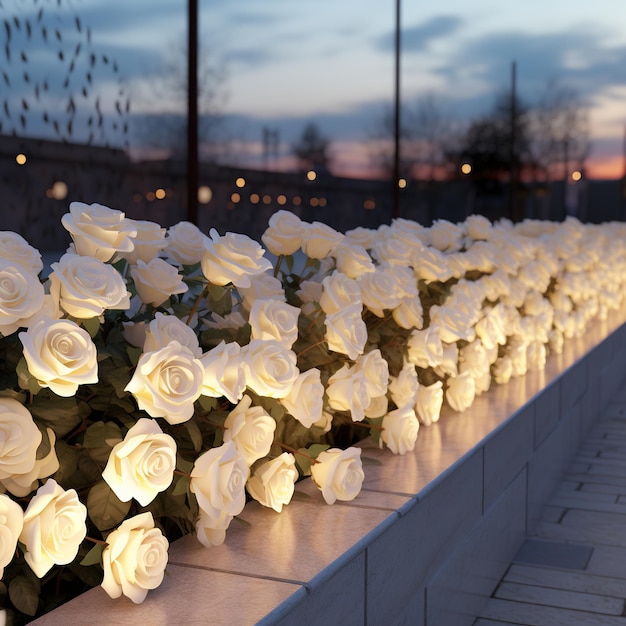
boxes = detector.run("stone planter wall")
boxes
[33,308,626,626]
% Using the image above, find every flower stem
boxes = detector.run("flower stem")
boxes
[85,536,107,545]
[277,442,318,462]
[273,254,284,278]
[296,339,327,359]
[186,284,209,325]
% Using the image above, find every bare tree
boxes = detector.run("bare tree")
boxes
[132,42,229,162]
[292,122,331,173]
[529,80,590,181]
[369,94,456,181]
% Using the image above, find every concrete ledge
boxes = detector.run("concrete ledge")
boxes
[33,309,626,626]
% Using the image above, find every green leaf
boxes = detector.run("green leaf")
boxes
[171,475,189,497]
[81,316,101,338]
[87,480,132,531]
[80,543,104,566]
[206,284,233,316]
[126,345,143,367]
[16,357,42,395]
[83,422,123,465]
[198,395,218,412]
[184,420,203,453]
[308,443,330,459]
[295,448,313,476]
[104,366,132,399]
[8,574,40,616]
[29,394,84,437]
[52,440,80,488]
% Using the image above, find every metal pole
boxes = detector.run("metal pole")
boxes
[508,60,517,221]
[187,0,199,225]
[392,0,401,219]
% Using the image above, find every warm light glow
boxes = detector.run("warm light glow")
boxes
[231,192,241,203]
[398,178,407,189]
[133,193,142,203]
[364,199,376,210]
[571,170,582,182]
[319,197,327,207]
[155,188,166,200]
[250,193,260,204]
[16,153,26,165]
[306,170,317,181]
[461,163,472,175]
[310,197,319,207]
[293,196,302,206]
[277,194,287,205]
[146,191,155,202]
[198,186,213,204]
[51,181,68,200]
[235,177,246,188]
[262,194,272,205]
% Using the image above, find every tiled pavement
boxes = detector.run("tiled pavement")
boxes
[475,383,626,626]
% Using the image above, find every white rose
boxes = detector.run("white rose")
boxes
[0,399,41,481]
[223,395,276,466]
[261,210,306,256]
[144,312,201,357]
[509,337,528,377]
[344,226,376,250]
[364,393,388,418]
[301,221,344,259]
[246,453,299,513]
[279,368,324,428]
[388,362,419,409]
[429,303,477,344]
[19,317,98,397]
[414,245,455,283]
[465,214,492,240]
[492,356,513,385]
[357,267,406,317]
[320,271,362,315]
[0,494,23,579]
[102,418,177,507]
[201,229,273,289]
[166,221,210,266]
[125,341,204,424]
[355,349,388,398]
[434,341,459,378]
[190,441,250,523]
[326,363,370,422]
[241,339,299,399]
[200,340,246,404]
[311,447,364,505]
[407,326,444,369]
[381,405,420,455]
[0,260,45,337]
[548,328,564,354]
[1,428,59,497]
[20,479,87,578]
[518,259,552,293]
[372,229,420,266]
[101,512,168,604]
[475,306,507,350]
[415,381,444,426]
[238,273,286,311]
[195,509,233,548]
[122,219,168,265]
[459,340,490,381]
[429,219,463,252]
[48,253,130,319]
[334,242,375,279]
[0,231,43,275]
[446,372,476,412]
[325,305,368,361]
[248,299,300,349]
[130,257,188,308]
[61,202,137,262]
[392,295,424,330]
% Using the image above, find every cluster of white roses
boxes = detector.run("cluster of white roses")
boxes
[0,202,625,618]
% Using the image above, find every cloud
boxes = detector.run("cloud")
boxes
[377,15,464,53]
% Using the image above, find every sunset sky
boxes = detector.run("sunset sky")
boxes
[5,0,626,179]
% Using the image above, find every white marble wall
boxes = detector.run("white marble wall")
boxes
[33,310,626,626]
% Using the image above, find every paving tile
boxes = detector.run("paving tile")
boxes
[512,539,592,570]
[533,509,626,548]
[586,545,626,579]
[505,563,626,598]
[495,581,625,615]
[478,597,626,625]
